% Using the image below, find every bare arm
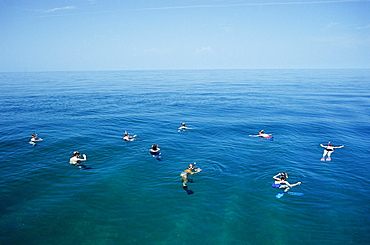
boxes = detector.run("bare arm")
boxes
[188,169,202,175]
[179,126,193,130]
[273,173,281,180]
[259,133,272,136]
[30,138,43,142]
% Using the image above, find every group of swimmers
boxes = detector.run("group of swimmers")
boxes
[30,133,88,170]
[124,123,202,189]
[249,130,345,195]
[124,123,202,190]
[271,141,344,195]
[30,124,344,196]
[64,123,199,190]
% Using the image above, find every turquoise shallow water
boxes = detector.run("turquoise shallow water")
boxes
[0,69,369,245]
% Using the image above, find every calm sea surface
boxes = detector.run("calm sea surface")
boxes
[0,69,369,245]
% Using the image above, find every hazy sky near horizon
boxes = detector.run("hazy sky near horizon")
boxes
[0,0,369,72]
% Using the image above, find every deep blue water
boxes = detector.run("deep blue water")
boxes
[0,69,369,245]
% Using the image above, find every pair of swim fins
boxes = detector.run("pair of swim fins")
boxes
[276,192,304,199]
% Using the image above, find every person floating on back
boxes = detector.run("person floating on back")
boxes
[249,130,273,139]
[258,130,272,138]
[320,142,344,161]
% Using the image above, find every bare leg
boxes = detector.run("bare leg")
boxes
[281,182,301,192]
[280,184,290,192]
[182,176,188,187]
[326,151,333,161]
[327,151,333,158]
[322,150,328,158]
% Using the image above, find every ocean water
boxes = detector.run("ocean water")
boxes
[0,69,369,245]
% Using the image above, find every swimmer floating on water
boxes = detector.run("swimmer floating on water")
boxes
[320,142,344,161]
[69,151,90,169]
[249,130,273,139]
[123,132,137,141]
[180,162,202,188]
[149,144,162,160]
[29,133,42,146]
[272,172,301,193]
[258,130,272,138]
[178,123,193,132]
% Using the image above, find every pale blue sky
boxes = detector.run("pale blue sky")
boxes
[0,0,369,71]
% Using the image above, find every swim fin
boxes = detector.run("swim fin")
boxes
[276,192,285,199]
[287,192,304,196]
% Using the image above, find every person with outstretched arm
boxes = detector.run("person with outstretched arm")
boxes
[123,132,137,141]
[272,172,301,193]
[320,142,344,161]
[180,163,202,188]
[69,151,87,166]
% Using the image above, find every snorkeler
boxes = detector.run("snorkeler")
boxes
[149,144,161,155]
[69,151,87,167]
[29,133,42,145]
[320,142,344,161]
[272,172,301,193]
[149,144,162,160]
[123,132,137,141]
[249,130,273,138]
[180,162,202,187]
[178,123,193,131]
[258,130,272,138]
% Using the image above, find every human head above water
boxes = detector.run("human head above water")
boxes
[73,151,80,156]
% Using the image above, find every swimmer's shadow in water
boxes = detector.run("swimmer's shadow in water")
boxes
[23,142,42,147]
[151,155,163,161]
[77,165,92,170]
[183,186,194,195]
